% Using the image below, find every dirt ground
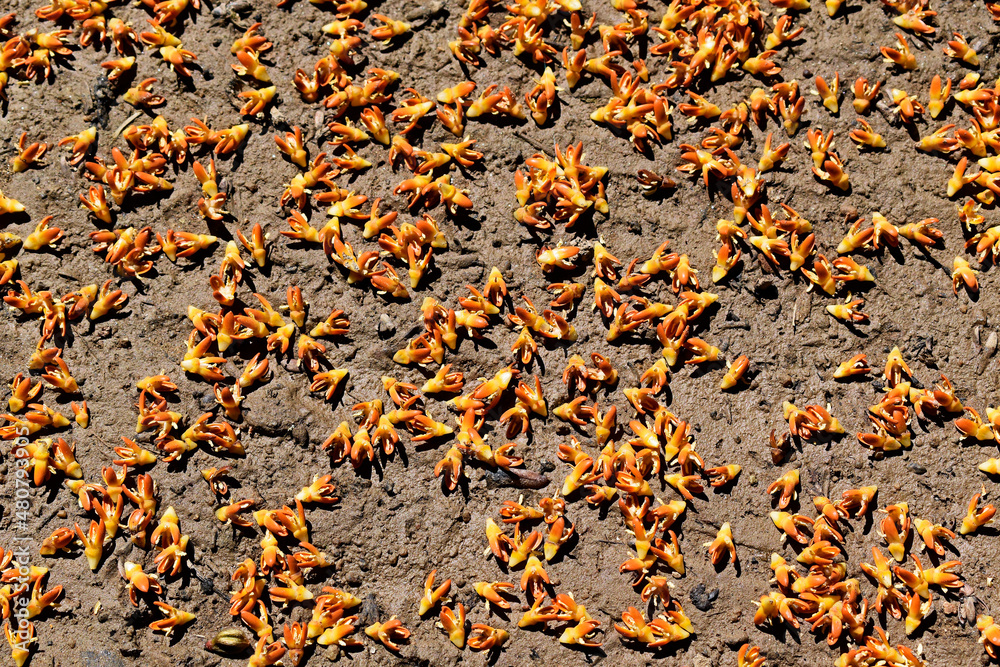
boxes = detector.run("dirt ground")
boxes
[3,0,1000,664]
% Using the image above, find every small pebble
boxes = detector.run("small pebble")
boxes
[378,314,396,338]
[689,583,717,611]
[986,331,998,357]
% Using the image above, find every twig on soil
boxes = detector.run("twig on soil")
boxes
[514,131,548,153]
[114,111,143,138]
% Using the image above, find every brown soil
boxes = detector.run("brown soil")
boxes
[2,0,1000,665]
